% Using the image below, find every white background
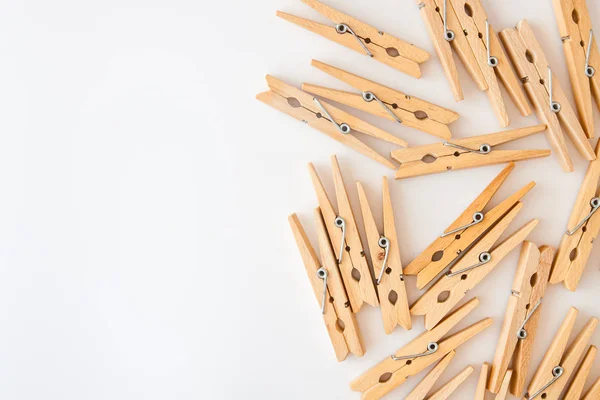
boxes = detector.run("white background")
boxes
[1,0,599,399]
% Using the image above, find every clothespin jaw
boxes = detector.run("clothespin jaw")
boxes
[390,125,550,179]
[526,307,598,400]
[303,60,459,140]
[350,298,491,400]
[563,345,597,400]
[308,156,379,312]
[551,141,600,291]
[416,0,531,126]
[500,20,596,173]
[405,351,456,400]
[404,163,535,289]
[357,177,411,334]
[552,0,600,138]
[277,0,429,78]
[257,75,404,169]
[411,200,538,330]
[288,211,365,361]
[488,242,555,396]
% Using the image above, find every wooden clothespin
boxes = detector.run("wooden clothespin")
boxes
[424,366,474,400]
[416,0,531,126]
[564,346,597,400]
[404,163,534,289]
[405,351,456,400]
[411,207,539,330]
[525,307,598,400]
[551,141,600,291]
[390,125,550,179]
[357,177,411,334]
[309,156,379,312]
[583,376,600,400]
[552,0,600,138]
[350,298,491,400]
[488,242,555,396]
[277,0,430,78]
[303,60,459,140]
[257,76,406,169]
[476,364,513,400]
[288,211,365,361]
[500,20,596,173]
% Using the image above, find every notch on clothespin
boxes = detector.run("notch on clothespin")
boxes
[552,0,600,138]
[302,60,459,140]
[411,206,539,330]
[350,298,491,400]
[563,345,597,399]
[416,0,531,126]
[525,307,598,400]
[500,20,595,173]
[276,0,430,78]
[357,177,411,334]
[488,242,555,396]
[288,211,365,361]
[551,141,600,291]
[391,124,550,179]
[308,156,379,312]
[257,76,406,169]
[404,163,535,289]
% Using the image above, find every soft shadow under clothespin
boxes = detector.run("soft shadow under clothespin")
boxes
[524,307,598,400]
[277,0,430,78]
[552,0,600,139]
[551,140,600,291]
[288,211,365,362]
[350,298,491,400]
[415,0,531,127]
[500,19,596,173]
[488,242,555,397]
[390,125,550,179]
[303,60,459,141]
[256,76,406,169]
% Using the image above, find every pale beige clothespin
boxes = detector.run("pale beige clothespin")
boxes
[551,141,600,291]
[303,60,459,140]
[350,298,491,400]
[476,363,513,400]
[289,211,365,361]
[416,0,531,126]
[500,20,596,172]
[488,243,555,396]
[563,346,597,400]
[357,177,411,334]
[525,307,598,400]
[552,0,600,138]
[277,0,430,77]
[391,125,550,179]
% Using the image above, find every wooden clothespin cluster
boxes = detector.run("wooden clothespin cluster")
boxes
[288,155,413,360]
[390,125,550,179]
[552,0,599,139]
[416,0,531,126]
[500,20,596,172]
[277,0,430,78]
[351,298,491,399]
[551,141,600,291]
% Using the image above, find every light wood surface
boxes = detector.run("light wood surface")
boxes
[357,177,411,334]
[405,351,456,400]
[552,0,600,138]
[277,0,430,77]
[288,212,365,361]
[474,363,489,400]
[494,369,512,400]
[551,141,600,290]
[350,298,490,399]
[391,125,550,179]
[257,75,402,169]
[527,307,598,400]
[425,365,473,400]
[410,207,538,330]
[564,345,597,400]
[583,376,600,400]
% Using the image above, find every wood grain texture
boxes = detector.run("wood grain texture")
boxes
[494,369,512,400]
[564,346,597,400]
[405,351,456,400]
[425,365,473,400]
[474,363,489,400]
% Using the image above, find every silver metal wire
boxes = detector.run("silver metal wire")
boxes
[336,23,373,57]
